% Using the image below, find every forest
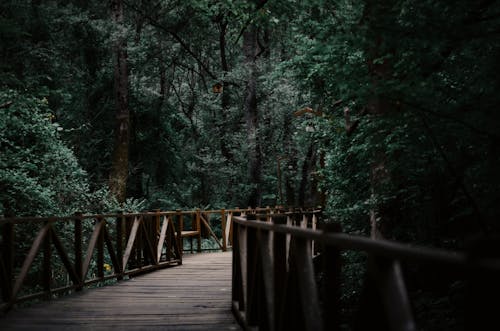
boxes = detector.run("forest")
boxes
[1,0,500,329]
[3,0,500,244]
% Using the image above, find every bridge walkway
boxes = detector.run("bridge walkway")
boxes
[0,252,240,331]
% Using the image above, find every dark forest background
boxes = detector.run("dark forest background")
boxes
[2,0,500,248]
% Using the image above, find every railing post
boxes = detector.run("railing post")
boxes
[176,210,183,256]
[245,213,258,326]
[196,209,202,253]
[74,213,83,290]
[321,222,342,331]
[231,218,244,320]
[136,216,143,268]
[97,218,104,279]
[43,221,52,298]
[2,222,14,302]
[116,212,124,280]
[273,215,287,331]
[221,209,227,252]
[257,215,275,331]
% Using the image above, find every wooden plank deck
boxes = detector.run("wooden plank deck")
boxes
[0,252,240,331]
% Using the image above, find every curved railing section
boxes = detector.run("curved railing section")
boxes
[0,207,271,312]
[231,213,500,331]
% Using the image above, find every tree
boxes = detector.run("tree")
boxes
[0,90,90,216]
[109,0,130,203]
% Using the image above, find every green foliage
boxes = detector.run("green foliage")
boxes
[0,90,89,216]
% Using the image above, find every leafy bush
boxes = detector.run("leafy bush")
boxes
[0,90,91,216]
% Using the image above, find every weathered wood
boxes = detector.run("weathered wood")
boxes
[97,218,105,279]
[82,219,105,281]
[321,222,342,331]
[50,227,80,286]
[74,213,83,289]
[11,223,51,302]
[157,216,169,262]
[221,209,227,251]
[369,258,416,331]
[122,217,141,270]
[257,227,275,331]
[195,210,202,252]
[139,219,157,265]
[0,252,240,330]
[103,225,120,275]
[116,213,124,279]
[293,237,323,331]
[43,222,52,296]
[232,216,500,271]
[245,218,259,326]
[272,215,287,331]
[200,214,224,250]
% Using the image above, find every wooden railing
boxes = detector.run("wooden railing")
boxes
[0,207,287,312]
[231,213,500,331]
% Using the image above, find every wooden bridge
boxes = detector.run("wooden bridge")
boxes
[0,252,238,330]
[1,208,500,330]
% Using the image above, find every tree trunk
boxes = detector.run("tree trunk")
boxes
[243,23,262,207]
[109,0,130,203]
[364,0,396,238]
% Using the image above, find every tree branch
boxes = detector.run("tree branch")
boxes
[0,101,13,109]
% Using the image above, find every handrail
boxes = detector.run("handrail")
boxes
[0,212,183,311]
[0,207,300,312]
[231,214,500,331]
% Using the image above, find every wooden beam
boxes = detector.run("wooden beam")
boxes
[103,225,121,276]
[11,223,51,302]
[82,219,105,281]
[293,237,323,331]
[257,228,275,331]
[157,216,169,262]
[370,258,416,331]
[200,214,223,250]
[74,213,83,289]
[122,217,141,271]
[140,220,158,265]
[50,227,80,286]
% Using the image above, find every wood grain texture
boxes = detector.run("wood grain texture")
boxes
[0,252,240,331]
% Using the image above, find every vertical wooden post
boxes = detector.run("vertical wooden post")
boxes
[196,210,201,253]
[154,210,161,253]
[97,218,104,279]
[177,210,183,256]
[221,209,227,252]
[231,220,244,312]
[165,217,172,261]
[370,258,415,331]
[246,214,262,328]
[322,222,342,331]
[311,213,318,256]
[293,236,323,331]
[74,213,83,290]
[273,215,288,331]
[125,215,134,268]
[136,216,143,268]
[43,222,52,298]
[116,212,124,279]
[2,222,14,301]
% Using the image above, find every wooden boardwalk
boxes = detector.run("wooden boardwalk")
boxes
[0,252,240,331]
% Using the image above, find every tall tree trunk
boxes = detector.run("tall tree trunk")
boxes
[364,0,396,238]
[218,19,233,162]
[109,0,130,203]
[243,23,262,207]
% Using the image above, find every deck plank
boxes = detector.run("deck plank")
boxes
[0,252,240,330]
